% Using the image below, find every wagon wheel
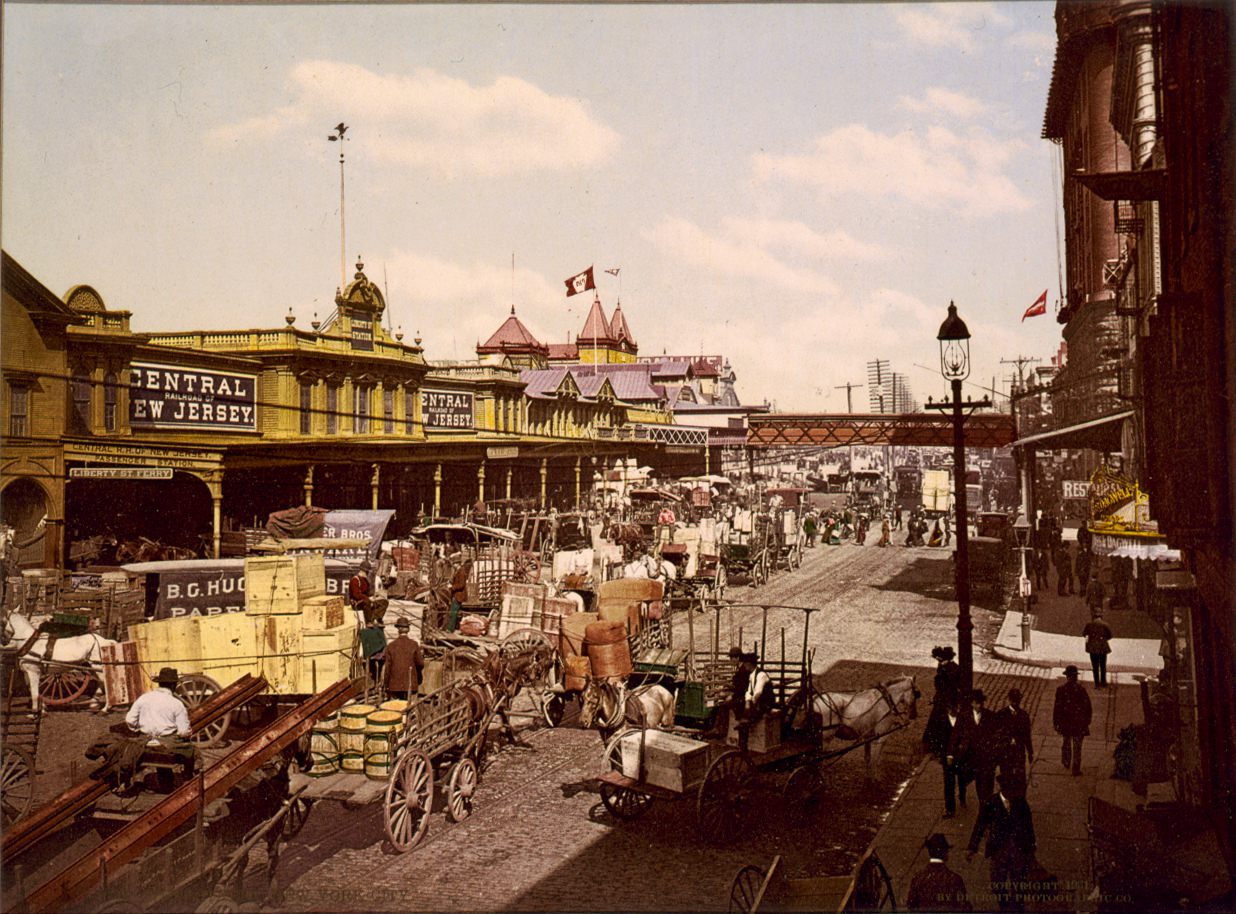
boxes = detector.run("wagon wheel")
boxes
[499,626,555,657]
[445,757,478,822]
[281,794,313,840]
[384,749,433,852]
[599,727,653,821]
[174,674,230,746]
[782,764,824,827]
[713,564,728,602]
[542,692,568,728]
[728,864,769,914]
[697,750,755,844]
[40,663,92,706]
[850,851,895,911]
[1,745,35,828]
[513,553,542,583]
[750,556,767,588]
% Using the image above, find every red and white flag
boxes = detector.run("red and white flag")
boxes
[1021,289,1048,322]
[565,266,596,297]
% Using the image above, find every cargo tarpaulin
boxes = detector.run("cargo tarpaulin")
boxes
[321,510,396,562]
[266,505,330,540]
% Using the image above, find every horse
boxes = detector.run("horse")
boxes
[789,675,920,776]
[2,611,118,713]
[579,679,676,742]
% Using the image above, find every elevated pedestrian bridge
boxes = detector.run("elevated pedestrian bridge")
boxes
[746,412,1016,449]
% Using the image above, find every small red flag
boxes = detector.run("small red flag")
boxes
[565,266,596,297]
[1022,289,1048,322]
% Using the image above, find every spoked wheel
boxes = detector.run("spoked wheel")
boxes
[714,564,728,602]
[1,745,36,827]
[40,664,93,707]
[542,691,567,728]
[728,864,768,914]
[499,627,555,657]
[782,764,824,827]
[281,794,313,840]
[446,757,478,823]
[174,674,230,746]
[696,750,755,844]
[599,727,652,821]
[384,750,433,852]
[852,851,895,910]
[751,557,767,588]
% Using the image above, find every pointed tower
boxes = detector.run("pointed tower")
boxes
[577,294,637,365]
[477,305,549,369]
[607,301,637,362]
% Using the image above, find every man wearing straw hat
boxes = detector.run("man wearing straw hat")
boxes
[125,666,195,775]
[383,618,424,701]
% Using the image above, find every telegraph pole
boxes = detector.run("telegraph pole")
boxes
[834,381,864,413]
[1000,355,1041,395]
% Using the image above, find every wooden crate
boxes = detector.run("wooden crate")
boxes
[197,612,260,688]
[727,710,782,753]
[618,730,709,792]
[257,614,303,694]
[300,621,357,694]
[130,616,204,677]
[100,641,146,706]
[303,595,346,630]
[244,554,325,615]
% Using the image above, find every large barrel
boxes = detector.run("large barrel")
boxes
[363,710,403,780]
[585,620,631,679]
[308,714,340,777]
[339,703,376,773]
[380,699,409,715]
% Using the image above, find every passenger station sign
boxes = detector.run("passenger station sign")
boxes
[421,389,474,429]
[130,362,258,432]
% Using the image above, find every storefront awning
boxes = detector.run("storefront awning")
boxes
[1012,410,1134,452]
[1091,530,1181,562]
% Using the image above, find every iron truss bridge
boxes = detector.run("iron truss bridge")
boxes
[596,423,709,447]
[746,412,1016,449]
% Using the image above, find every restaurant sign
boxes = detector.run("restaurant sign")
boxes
[130,362,257,432]
[421,390,474,429]
[1089,464,1154,532]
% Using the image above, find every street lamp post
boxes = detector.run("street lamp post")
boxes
[1014,512,1032,650]
[925,301,990,697]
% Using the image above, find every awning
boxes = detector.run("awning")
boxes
[1012,410,1134,452]
[1091,531,1181,562]
[1072,168,1166,201]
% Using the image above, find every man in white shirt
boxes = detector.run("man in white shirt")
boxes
[126,667,195,775]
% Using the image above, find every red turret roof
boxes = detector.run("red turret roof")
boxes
[478,306,547,356]
[609,301,635,346]
[578,295,614,345]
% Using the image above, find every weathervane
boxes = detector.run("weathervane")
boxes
[327,123,349,292]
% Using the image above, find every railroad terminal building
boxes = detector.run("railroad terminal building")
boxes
[2,255,743,569]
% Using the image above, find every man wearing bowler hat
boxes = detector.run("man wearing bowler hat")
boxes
[383,617,425,701]
[125,666,195,775]
[1052,665,1092,776]
[907,832,970,911]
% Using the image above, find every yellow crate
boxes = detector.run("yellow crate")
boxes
[244,554,325,615]
[300,620,358,694]
[303,594,346,630]
[196,612,260,688]
[130,616,204,679]
[257,613,304,694]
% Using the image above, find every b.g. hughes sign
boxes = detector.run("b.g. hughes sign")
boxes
[130,362,257,431]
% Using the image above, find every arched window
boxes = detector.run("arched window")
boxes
[71,372,92,433]
[103,372,119,431]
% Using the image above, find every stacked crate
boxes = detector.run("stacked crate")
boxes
[245,555,322,693]
[497,581,544,638]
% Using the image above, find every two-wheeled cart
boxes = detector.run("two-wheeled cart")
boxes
[727,846,895,913]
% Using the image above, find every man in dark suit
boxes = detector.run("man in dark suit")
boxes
[967,773,1036,912]
[1052,665,1092,775]
[993,688,1033,784]
[907,833,970,912]
[922,696,962,818]
[948,689,998,807]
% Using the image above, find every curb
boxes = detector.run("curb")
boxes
[991,642,1159,675]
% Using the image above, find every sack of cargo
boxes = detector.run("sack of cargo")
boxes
[458,614,488,636]
[564,654,592,691]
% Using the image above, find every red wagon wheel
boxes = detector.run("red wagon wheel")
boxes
[385,749,433,852]
[40,664,93,706]
[1,745,36,827]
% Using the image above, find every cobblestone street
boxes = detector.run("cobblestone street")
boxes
[268,541,1047,913]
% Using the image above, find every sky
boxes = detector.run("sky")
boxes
[3,2,1066,413]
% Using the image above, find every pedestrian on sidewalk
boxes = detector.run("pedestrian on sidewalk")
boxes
[1082,614,1113,688]
[1054,542,1074,595]
[967,772,1036,913]
[1085,571,1106,618]
[1052,666,1092,776]
[907,833,971,912]
[993,688,1033,784]
[1033,548,1050,590]
[1075,524,1092,592]
[931,645,962,710]
[948,689,998,807]
[894,505,903,530]
[923,697,963,818]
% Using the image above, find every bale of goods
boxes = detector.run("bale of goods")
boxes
[559,611,598,659]
[458,614,488,636]
[585,620,632,679]
[391,545,421,573]
[564,654,592,692]
[363,710,403,780]
[100,641,145,706]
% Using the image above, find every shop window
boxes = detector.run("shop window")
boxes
[9,385,29,437]
[326,385,339,435]
[103,373,119,432]
[300,382,313,435]
[383,388,394,434]
[71,372,92,433]
[405,389,415,434]
[354,386,370,434]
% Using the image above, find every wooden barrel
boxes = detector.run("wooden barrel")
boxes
[586,621,631,679]
[363,710,403,780]
[338,704,376,771]
[379,699,409,715]
[309,717,340,777]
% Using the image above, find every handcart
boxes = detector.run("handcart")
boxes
[727,847,895,912]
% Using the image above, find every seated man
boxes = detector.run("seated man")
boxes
[728,649,773,750]
[124,666,195,777]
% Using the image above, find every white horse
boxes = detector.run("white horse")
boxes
[580,680,676,738]
[792,675,920,776]
[2,611,118,713]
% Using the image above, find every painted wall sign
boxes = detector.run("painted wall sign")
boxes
[350,310,374,351]
[485,446,519,459]
[130,362,257,431]
[421,390,474,429]
[150,564,354,619]
[69,466,174,480]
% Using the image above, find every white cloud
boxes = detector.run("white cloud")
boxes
[899,87,988,120]
[752,123,1032,217]
[208,61,619,177]
[895,3,1013,54]
[1006,30,1056,56]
